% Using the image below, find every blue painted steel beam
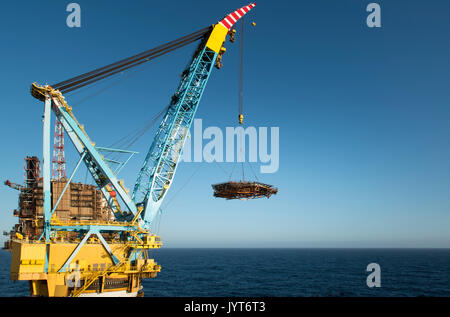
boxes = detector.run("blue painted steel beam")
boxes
[42,98,52,242]
[50,98,139,221]
[52,225,138,232]
[56,116,124,220]
[96,147,139,174]
[95,230,120,265]
[96,147,138,154]
[58,230,93,272]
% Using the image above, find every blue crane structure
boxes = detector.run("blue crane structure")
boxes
[28,3,256,275]
[132,45,217,227]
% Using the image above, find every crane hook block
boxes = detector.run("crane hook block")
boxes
[239,114,244,124]
[228,29,236,43]
[252,22,256,27]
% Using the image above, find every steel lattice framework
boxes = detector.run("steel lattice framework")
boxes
[30,2,256,239]
[7,3,257,298]
[132,47,217,226]
[52,119,66,179]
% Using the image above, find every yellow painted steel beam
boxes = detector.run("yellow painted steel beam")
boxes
[205,23,229,53]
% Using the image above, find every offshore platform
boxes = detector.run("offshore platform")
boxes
[3,4,257,296]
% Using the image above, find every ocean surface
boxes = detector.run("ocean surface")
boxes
[1,248,450,297]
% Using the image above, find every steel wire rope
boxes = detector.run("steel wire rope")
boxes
[64,37,208,162]
[61,37,204,94]
[239,17,245,181]
[246,161,259,182]
[123,106,169,150]
[229,161,237,180]
[162,163,203,210]
[62,34,201,99]
[53,27,210,88]
[103,36,208,153]
[156,163,203,235]
[105,105,168,163]
[212,159,229,176]
[212,17,248,181]
[63,35,208,162]
[58,26,210,89]
[65,67,169,162]
[54,27,211,93]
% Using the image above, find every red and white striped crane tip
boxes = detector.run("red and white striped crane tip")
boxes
[219,3,256,30]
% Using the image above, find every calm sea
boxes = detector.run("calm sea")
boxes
[1,248,449,297]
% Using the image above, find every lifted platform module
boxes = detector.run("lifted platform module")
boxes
[212,181,278,200]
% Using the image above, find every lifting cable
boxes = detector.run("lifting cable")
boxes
[67,40,174,103]
[226,17,246,181]
[163,163,204,210]
[52,26,212,94]
[155,163,203,234]
[239,17,244,124]
[109,105,168,151]
[67,60,149,102]
[104,105,169,162]
[229,17,258,182]
[239,17,246,181]
[59,27,211,160]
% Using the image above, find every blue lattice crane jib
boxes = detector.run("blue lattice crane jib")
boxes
[132,47,217,226]
[132,3,257,227]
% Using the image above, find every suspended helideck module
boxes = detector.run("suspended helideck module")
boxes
[212,181,278,200]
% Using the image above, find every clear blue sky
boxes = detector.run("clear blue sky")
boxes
[1,0,449,247]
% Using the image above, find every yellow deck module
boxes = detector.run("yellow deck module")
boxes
[10,237,161,297]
